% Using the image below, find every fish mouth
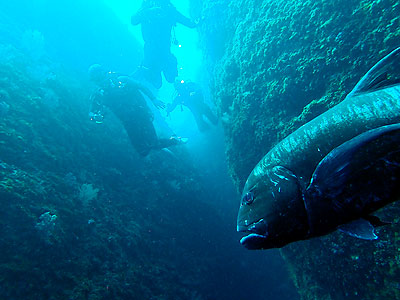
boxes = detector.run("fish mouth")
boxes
[240,234,269,250]
[237,219,269,250]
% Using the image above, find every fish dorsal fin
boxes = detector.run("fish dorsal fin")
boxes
[338,218,378,240]
[349,47,400,97]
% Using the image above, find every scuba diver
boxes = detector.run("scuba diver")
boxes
[131,0,197,89]
[88,64,187,156]
[167,80,218,132]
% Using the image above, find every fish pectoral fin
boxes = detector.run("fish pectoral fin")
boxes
[363,215,392,227]
[349,47,400,96]
[338,218,378,240]
[307,123,400,198]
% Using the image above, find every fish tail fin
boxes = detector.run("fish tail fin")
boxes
[349,47,400,97]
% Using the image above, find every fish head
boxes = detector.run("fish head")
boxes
[237,166,309,250]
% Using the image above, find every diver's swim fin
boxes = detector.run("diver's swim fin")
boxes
[169,136,188,145]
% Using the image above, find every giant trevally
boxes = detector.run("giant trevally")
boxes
[237,47,400,250]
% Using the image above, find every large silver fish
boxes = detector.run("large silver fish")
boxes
[237,48,400,250]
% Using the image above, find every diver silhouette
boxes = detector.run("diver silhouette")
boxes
[131,0,197,89]
[88,64,187,156]
[167,80,218,132]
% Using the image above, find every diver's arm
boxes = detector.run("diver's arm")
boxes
[89,89,103,111]
[174,9,196,28]
[124,77,165,109]
[132,6,164,25]
[185,82,204,102]
[118,76,153,98]
[193,84,204,101]
[166,96,180,113]
[131,8,145,25]
[89,89,105,123]
[134,82,157,101]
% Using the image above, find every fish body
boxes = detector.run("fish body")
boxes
[237,48,400,249]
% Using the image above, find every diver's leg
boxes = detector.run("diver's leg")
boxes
[130,117,185,153]
[202,104,218,125]
[146,70,162,89]
[121,108,158,156]
[131,66,146,81]
[142,43,163,89]
[163,53,178,83]
[193,112,209,132]
[125,123,156,156]
[154,136,186,150]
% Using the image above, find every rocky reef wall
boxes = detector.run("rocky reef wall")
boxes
[196,0,400,299]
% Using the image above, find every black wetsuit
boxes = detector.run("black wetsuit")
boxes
[168,82,218,132]
[131,3,196,88]
[90,75,177,156]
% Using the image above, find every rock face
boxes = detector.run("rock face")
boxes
[196,0,400,299]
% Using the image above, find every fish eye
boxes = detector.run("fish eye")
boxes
[241,192,254,205]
